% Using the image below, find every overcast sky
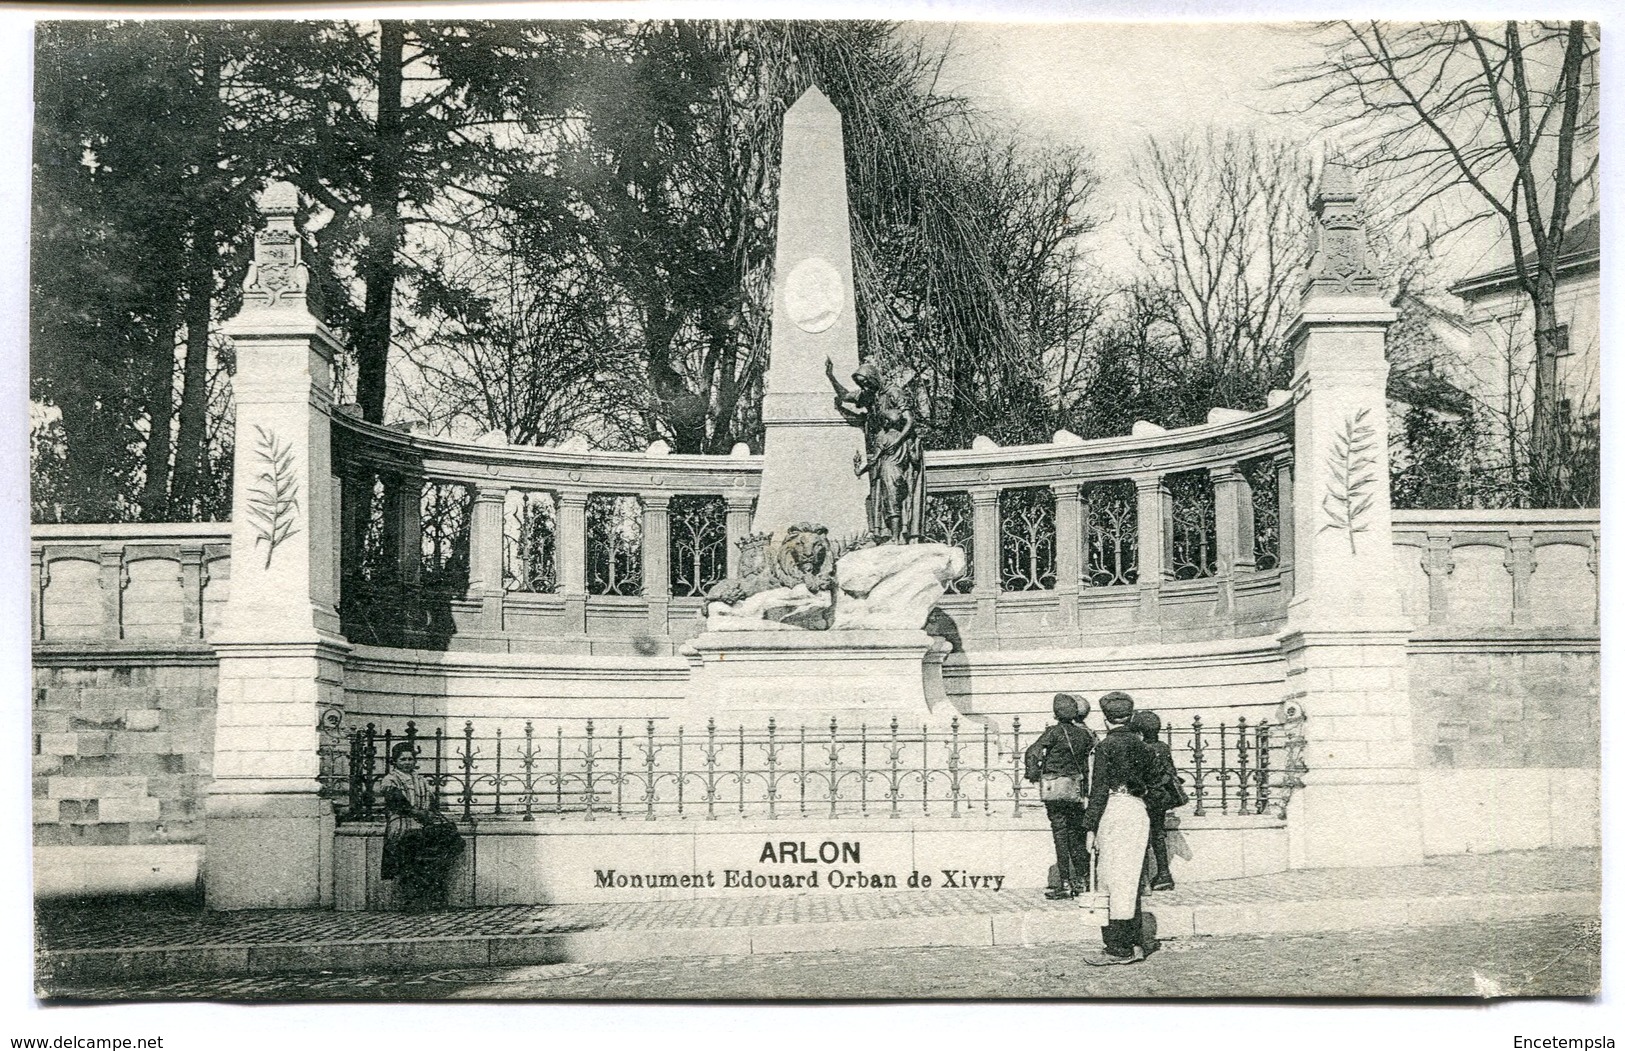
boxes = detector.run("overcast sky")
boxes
[909,21,1515,289]
[921,22,1320,159]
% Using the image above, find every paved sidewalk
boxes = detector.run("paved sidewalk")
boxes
[36,848,1599,985]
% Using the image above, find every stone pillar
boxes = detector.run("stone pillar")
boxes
[338,464,369,591]
[724,494,755,579]
[395,475,424,587]
[753,87,870,539]
[1507,530,1535,626]
[1274,452,1295,593]
[98,545,124,641]
[1211,464,1252,623]
[1051,482,1083,630]
[1421,534,1454,626]
[643,494,672,636]
[467,484,507,632]
[556,491,590,635]
[209,181,347,909]
[1212,464,1255,575]
[969,488,1000,638]
[1132,473,1167,636]
[179,543,207,641]
[1280,159,1420,870]
[1587,531,1600,626]
[30,546,43,641]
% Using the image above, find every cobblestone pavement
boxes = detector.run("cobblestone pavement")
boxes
[36,849,1598,951]
[41,918,1599,1001]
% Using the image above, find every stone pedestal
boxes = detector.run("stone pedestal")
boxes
[207,182,348,909]
[680,630,958,727]
[1280,628,1422,869]
[206,643,344,909]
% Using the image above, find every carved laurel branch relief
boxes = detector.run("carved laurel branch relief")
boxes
[1319,407,1378,555]
[245,425,301,569]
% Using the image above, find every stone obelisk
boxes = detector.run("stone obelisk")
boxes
[752,86,870,541]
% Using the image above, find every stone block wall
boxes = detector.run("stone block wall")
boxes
[33,661,218,897]
[1407,647,1599,855]
[1409,650,1599,769]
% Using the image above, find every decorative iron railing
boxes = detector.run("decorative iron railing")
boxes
[1086,480,1138,587]
[587,493,643,596]
[925,492,975,594]
[669,495,727,598]
[1245,458,1281,572]
[322,715,1301,824]
[999,487,1057,591]
[327,400,1299,647]
[1167,470,1217,580]
[420,482,473,591]
[504,489,558,593]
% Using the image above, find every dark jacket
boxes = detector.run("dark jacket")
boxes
[1082,725,1158,831]
[1024,722,1095,783]
[1144,739,1181,813]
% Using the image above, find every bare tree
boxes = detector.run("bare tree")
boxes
[396,204,643,448]
[1287,21,1600,492]
[1131,130,1315,410]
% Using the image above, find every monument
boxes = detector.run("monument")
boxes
[681,86,966,722]
[751,85,871,541]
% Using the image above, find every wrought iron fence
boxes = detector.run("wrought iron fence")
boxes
[322,714,1302,824]
[420,482,472,592]
[340,474,467,648]
[587,494,643,596]
[1167,471,1217,580]
[1245,459,1280,572]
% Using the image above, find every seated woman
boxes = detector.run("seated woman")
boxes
[379,741,464,911]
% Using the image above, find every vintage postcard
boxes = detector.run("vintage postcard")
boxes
[23,6,1604,1021]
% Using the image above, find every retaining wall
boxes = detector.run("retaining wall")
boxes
[33,659,219,899]
[333,813,1288,909]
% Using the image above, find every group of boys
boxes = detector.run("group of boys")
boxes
[1025,689,1180,966]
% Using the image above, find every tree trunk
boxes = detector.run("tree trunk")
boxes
[1519,22,1588,507]
[171,40,222,518]
[356,20,405,423]
[171,224,215,518]
[1528,274,1563,504]
[137,301,182,521]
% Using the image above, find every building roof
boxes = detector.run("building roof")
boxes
[1450,214,1600,301]
[1388,364,1475,418]
[1394,290,1473,336]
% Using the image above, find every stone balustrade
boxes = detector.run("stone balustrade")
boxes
[34,485,1598,654]
[32,524,233,651]
[330,402,1296,652]
[1391,509,1600,634]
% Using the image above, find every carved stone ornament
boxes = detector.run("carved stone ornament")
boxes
[242,180,311,310]
[784,257,844,333]
[1306,160,1381,297]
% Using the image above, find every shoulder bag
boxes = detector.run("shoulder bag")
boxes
[1039,725,1085,803]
